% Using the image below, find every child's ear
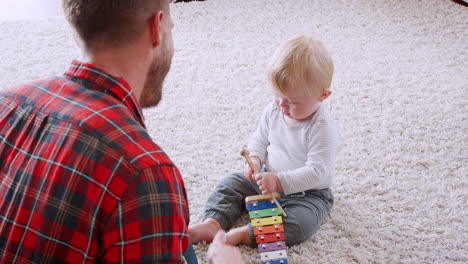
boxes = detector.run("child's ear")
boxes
[319,89,332,102]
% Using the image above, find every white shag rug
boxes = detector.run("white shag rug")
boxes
[0,0,467,263]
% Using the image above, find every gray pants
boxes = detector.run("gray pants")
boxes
[203,171,334,247]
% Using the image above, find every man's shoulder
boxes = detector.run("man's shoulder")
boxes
[1,77,65,97]
[3,77,132,128]
[1,76,117,110]
[1,77,169,169]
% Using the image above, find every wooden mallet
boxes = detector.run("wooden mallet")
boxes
[240,146,287,217]
[240,146,255,173]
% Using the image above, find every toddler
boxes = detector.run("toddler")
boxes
[189,36,337,247]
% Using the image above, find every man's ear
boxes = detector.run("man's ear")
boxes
[149,11,164,48]
[320,89,332,102]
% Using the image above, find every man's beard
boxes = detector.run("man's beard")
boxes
[139,45,172,108]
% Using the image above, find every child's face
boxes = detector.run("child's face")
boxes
[274,83,330,124]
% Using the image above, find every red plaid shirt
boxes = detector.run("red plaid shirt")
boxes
[0,61,190,263]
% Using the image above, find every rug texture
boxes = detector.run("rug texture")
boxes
[0,0,467,263]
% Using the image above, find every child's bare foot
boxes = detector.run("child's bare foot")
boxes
[188,218,222,244]
[226,226,251,246]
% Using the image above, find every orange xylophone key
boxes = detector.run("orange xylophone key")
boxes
[253,224,284,235]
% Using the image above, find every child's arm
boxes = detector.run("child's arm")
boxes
[247,103,275,165]
[278,119,338,194]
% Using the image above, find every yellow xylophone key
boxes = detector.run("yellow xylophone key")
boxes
[251,216,283,227]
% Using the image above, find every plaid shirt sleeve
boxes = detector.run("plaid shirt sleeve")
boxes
[101,165,189,263]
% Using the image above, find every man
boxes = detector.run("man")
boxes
[0,0,242,263]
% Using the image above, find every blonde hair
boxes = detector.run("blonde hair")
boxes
[267,36,334,97]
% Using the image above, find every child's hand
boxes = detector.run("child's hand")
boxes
[243,156,261,181]
[254,172,283,194]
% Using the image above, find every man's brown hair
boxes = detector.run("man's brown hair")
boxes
[63,0,168,49]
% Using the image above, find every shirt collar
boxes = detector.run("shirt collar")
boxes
[64,60,146,127]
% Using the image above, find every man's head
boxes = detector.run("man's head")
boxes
[63,0,171,50]
[63,0,174,108]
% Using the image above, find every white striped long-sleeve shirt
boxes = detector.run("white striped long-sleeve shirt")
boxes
[248,102,338,195]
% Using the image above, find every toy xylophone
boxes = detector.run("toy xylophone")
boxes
[246,193,289,264]
[240,146,289,263]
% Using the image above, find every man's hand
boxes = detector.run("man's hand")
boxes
[254,172,283,194]
[207,230,245,264]
[243,156,261,181]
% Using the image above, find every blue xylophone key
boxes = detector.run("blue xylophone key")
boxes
[247,200,282,211]
[262,259,288,264]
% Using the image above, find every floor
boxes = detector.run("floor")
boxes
[1,0,211,21]
[0,0,63,21]
[1,0,465,21]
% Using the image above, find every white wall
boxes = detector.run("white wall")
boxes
[0,0,64,21]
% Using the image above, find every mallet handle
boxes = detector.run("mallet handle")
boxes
[272,196,288,218]
[240,147,256,172]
